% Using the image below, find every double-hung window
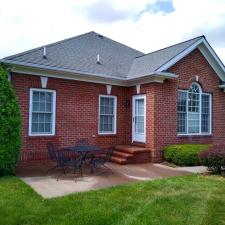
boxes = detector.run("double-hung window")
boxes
[29,88,56,136]
[99,95,117,134]
[177,83,211,135]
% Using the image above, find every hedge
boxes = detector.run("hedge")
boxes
[0,65,21,175]
[163,144,211,166]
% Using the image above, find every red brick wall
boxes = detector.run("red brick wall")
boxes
[12,73,128,162]
[147,49,225,161]
[12,49,225,163]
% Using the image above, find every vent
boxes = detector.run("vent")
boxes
[96,34,104,39]
[43,46,47,59]
[97,54,101,64]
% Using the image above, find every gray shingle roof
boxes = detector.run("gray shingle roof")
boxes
[4,31,143,79]
[128,36,203,78]
[2,32,204,79]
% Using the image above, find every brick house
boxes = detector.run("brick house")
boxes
[1,31,225,164]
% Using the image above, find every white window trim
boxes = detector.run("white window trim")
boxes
[98,95,117,135]
[177,86,212,136]
[29,88,56,136]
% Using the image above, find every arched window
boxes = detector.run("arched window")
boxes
[178,83,211,135]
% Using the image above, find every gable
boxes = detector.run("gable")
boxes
[168,48,221,86]
[157,38,225,82]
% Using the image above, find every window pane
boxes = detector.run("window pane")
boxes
[40,92,45,102]
[177,91,187,133]
[40,103,45,112]
[46,93,52,102]
[39,113,45,122]
[201,94,210,133]
[32,113,39,123]
[39,123,45,132]
[188,112,200,133]
[135,116,144,133]
[188,85,200,133]
[46,103,52,112]
[33,102,39,111]
[44,123,51,133]
[33,92,39,102]
[32,123,38,132]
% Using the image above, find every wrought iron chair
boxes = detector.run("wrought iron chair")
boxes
[74,138,94,164]
[47,143,83,177]
[90,147,114,171]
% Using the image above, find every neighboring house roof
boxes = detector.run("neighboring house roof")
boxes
[1,31,225,85]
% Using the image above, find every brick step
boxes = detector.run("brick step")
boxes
[111,145,152,165]
[113,150,133,159]
[111,156,127,165]
[131,142,146,147]
[115,145,150,154]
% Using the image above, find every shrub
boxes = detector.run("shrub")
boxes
[199,145,225,175]
[0,65,21,175]
[163,144,210,166]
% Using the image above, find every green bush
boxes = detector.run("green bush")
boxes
[0,65,21,175]
[163,144,210,166]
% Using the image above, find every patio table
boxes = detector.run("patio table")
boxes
[64,145,101,165]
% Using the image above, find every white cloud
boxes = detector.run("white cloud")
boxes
[0,0,224,65]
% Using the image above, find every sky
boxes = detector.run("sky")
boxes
[0,0,225,64]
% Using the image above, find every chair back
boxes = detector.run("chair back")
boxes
[106,147,114,161]
[47,142,57,160]
[75,138,90,146]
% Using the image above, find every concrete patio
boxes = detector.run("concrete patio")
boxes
[16,162,207,198]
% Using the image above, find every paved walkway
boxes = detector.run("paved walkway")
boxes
[19,163,206,198]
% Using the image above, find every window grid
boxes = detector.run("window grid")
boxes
[177,91,187,133]
[99,96,116,134]
[29,89,56,136]
[177,83,211,135]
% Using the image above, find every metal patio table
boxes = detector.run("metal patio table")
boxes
[64,145,101,166]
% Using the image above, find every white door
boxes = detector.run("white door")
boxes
[132,95,146,143]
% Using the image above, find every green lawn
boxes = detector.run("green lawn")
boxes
[0,175,225,225]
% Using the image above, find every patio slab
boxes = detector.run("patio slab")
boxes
[18,162,191,198]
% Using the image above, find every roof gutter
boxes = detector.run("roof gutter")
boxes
[1,59,178,87]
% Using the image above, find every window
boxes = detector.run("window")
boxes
[29,89,56,136]
[178,83,211,135]
[99,95,117,134]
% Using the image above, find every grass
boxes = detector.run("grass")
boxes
[0,175,225,225]
[163,144,211,166]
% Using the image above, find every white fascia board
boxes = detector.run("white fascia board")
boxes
[156,37,225,81]
[2,60,177,87]
[156,38,204,72]
[1,59,125,81]
[198,40,225,81]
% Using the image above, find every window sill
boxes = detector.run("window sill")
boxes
[177,133,213,137]
[98,133,117,137]
[28,134,56,137]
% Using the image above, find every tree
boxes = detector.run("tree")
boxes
[0,64,21,175]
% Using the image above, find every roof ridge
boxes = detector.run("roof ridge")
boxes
[135,35,205,59]
[4,31,144,60]
[4,31,95,60]
[97,33,144,55]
